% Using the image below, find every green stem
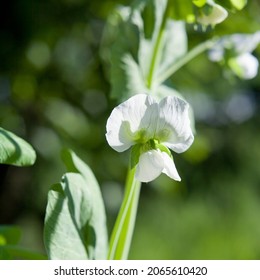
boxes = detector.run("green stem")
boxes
[108,166,141,260]
[147,1,171,89]
[157,39,217,84]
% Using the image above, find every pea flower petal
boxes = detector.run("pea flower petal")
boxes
[135,150,181,183]
[157,96,194,153]
[135,150,164,183]
[106,94,158,152]
[160,152,181,181]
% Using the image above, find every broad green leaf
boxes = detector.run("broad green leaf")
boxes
[44,177,91,259]
[62,149,108,259]
[44,150,107,259]
[101,0,187,101]
[0,127,36,166]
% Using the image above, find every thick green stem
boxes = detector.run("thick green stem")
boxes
[108,166,141,260]
[147,1,171,89]
[157,39,216,84]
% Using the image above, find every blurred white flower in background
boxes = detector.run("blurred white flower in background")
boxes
[209,31,260,79]
[228,53,259,79]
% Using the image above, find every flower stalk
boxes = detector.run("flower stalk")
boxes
[157,39,216,84]
[108,166,141,260]
[147,0,171,89]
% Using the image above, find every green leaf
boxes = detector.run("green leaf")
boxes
[101,0,187,101]
[44,150,107,260]
[62,149,108,258]
[0,127,36,166]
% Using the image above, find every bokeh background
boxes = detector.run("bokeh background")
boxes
[0,0,260,259]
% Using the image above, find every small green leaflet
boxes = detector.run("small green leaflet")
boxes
[130,144,141,169]
[44,149,108,260]
[0,127,36,166]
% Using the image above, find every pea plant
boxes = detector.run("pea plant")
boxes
[0,0,259,260]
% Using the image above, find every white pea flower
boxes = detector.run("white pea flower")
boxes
[228,53,259,80]
[208,31,260,79]
[106,94,194,183]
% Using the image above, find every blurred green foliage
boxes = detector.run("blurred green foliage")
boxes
[0,0,260,259]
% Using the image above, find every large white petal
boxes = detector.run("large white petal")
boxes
[161,152,181,181]
[157,96,194,153]
[106,94,158,152]
[135,150,164,183]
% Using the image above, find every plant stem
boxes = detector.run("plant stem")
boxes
[157,39,216,84]
[108,166,141,260]
[147,1,171,89]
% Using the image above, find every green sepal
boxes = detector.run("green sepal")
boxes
[130,141,173,170]
[155,143,172,158]
[130,144,142,169]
